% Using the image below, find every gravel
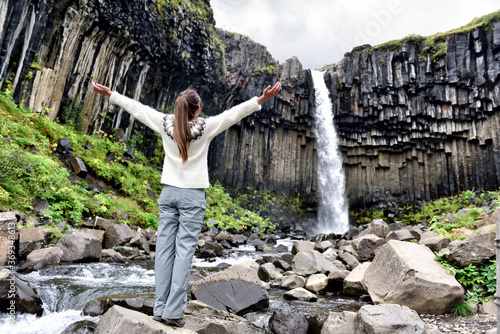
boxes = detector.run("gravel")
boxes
[421,313,497,334]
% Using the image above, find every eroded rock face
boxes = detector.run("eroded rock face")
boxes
[363,240,464,314]
[191,264,269,315]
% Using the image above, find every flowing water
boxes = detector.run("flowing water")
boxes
[1,239,365,333]
[311,70,350,235]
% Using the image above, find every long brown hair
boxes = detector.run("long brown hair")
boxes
[173,89,201,163]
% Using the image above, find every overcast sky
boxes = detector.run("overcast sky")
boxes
[210,0,499,69]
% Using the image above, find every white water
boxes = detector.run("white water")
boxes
[311,70,350,234]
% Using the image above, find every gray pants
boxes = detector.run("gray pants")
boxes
[154,185,206,319]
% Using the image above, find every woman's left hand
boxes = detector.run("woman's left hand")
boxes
[257,82,282,105]
[92,82,112,97]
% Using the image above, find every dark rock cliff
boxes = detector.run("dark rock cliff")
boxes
[325,22,500,205]
[1,0,499,206]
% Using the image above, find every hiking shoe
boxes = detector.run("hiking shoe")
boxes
[152,316,185,328]
[165,318,185,327]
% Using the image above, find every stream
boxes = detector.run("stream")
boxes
[1,239,366,334]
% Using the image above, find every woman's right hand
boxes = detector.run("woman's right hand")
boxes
[92,82,112,97]
[257,82,281,105]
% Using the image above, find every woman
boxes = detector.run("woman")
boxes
[92,81,281,327]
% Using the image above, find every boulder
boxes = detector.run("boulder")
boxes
[315,240,334,252]
[343,262,370,296]
[184,300,267,333]
[292,241,315,254]
[337,250,360,270]
[292,250,337,275]
[94,305,196,334]
[81,228,106,242]
[104,224,135,249]
[305,274,328,293]
[0,212,17,232]
[94,217,116,230]
[20,247,64,271]
[445,239,495,267]
[229,234,247,246]
[322,248,338,261]
[258,262,283,282]
[82,294,155,316]
[196,241,224,258]
[281,275,306,290]
[364,240,464,314]
[351,234,385,261]
[101,249,126,263]
[283,288,317,302]
[419,236,451,252]
[0,269,43,315]
[269,302,309,334]
[19,227,46,258]
[320,311,357,334]
[360,219,390,238]
[357,304,426,334]
[273,259,292,271]
[60,320,97,334]
[385,229,415,242]
[326,269,350,292]
[56,231,102,262]
[191,264,269,315]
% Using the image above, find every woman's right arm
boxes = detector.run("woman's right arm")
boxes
[92,82,165,134]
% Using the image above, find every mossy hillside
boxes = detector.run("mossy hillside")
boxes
[0,90,273,236]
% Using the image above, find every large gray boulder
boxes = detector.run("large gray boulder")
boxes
[19,227,46,258]
[184,300,267,333]
[351,234,385,261]
[359,219,390,238]
[444,223,495,267]
[320,311,357,334]
[56,231,102,262]
[94,305,196,334]
[269,302,309,334]
[291,240,315,254]
[364,240,464,314]
[20,247,64,272]
[104,224,135,249]
[292,250,337,275]
[357,304,426,334]
[191,264,269,315]
[0,269,43,315]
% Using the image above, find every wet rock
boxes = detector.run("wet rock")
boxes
[357,304,426,334]
[281,275,306,290]
[104,224,135,249]
[101,248,126,263]
[20,247,64,272]
[184,300,267,333]
[56,231,102,262]
[60,320,97,334]
[82,294,155,316]
[0,269,43,315]
[364,240,463,314]
[283,287,317,302]
[117,246,140,258]
[269,302,309,334]
[191,264,269,315]
[196,241,224,258]
[19,227,46,258]
[94,305,195,333]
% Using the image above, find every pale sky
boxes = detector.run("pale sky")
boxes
[210,0,499,69]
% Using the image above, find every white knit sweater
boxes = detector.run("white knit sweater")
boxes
[109,92,261,188]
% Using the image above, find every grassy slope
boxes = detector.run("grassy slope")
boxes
[0,91,273,235]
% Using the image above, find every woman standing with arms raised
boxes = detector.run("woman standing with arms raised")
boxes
[92,81,281,327]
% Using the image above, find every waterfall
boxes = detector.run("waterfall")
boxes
[311,70,350,234]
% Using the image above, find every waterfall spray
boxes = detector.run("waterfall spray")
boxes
[311,70,350,234]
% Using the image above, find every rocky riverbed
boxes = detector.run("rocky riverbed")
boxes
[1,203,499,333]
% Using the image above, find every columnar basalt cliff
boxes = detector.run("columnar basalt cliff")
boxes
[325,22,500,205]
[207,31,316,198]
[1,0,499,207]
